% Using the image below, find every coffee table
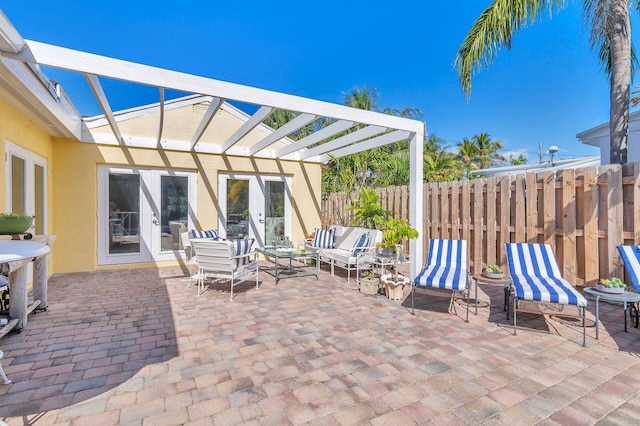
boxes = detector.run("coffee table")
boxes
[584,287,640,339]
[257,247,318,284]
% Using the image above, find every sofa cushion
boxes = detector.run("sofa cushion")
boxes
[312,228,335,248]
[229,238,254,267]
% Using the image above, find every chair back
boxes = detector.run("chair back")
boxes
[506,243,562,278]
[617,246,640,291]
[426,239,467,269]
[191,240,236,273]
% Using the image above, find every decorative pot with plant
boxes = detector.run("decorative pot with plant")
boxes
[0,212,34,235]
[379,218,418,258]
[597,277,625,294]
[482,264,504,279]
[359,270,379,295]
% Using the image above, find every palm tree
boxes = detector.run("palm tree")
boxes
[473,133,505,169]
[457,137,480,177]
[454,0,636,165]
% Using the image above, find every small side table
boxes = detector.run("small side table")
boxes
[584,287,640,339]
[472,274,511,317]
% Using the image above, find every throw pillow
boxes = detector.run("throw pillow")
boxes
[351,232,370,256]
[190,229,218,239]
[230,238,254,267]
[311,228,335,249]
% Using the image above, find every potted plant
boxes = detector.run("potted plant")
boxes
[0,212,34,235]
[359,270,379,295]
[482,264,504,279]
[379,218,418,257]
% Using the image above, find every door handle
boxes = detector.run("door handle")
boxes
[152,213,160,226]
[258,218,265,224]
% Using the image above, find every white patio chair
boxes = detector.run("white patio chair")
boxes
[191,239,259,299]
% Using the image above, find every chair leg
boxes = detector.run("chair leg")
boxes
[0,350,11,385]
[465,288,470,323]
[581,306,586,347]
[513,298,518,336]
[411,285,415,315]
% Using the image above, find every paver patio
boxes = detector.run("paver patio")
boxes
[0,262,639,425]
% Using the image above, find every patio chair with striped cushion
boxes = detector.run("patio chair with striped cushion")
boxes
[412,239,471,322]
[615,245,640,327]
[506,243,588,346]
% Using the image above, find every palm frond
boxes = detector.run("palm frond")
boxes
[454,0,567,97]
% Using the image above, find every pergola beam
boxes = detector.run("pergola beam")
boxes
[190,96,222,150]
[249,112,317,155]
[275,119,354,158]
[221,106,274,153]
[298,125,387,160]
[324,130,410,161]
[84,73,123,145]
[8,40,424,134]
[156,87,165,148]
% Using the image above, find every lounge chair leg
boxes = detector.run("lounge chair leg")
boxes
[581,306,586,347]
[513,298,518,336]
[465,289,470,323]
[411,285,415,315]
[0,350,11,385]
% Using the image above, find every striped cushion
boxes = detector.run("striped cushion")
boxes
[351,232,370,256]
[190,229,218,239]
[506,243,587,307]
[617,245,640,291]
[230,238,254,267]
[311,228,335,249]
[414,239,468,290]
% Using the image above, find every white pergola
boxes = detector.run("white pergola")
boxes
[0,11,425,276]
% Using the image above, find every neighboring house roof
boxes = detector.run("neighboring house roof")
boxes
[577,110,640,148]
[472,156,601,178]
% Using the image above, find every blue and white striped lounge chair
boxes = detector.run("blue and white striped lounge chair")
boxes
[615,245,640,327]
[506,243,588,346]
[412,239,471,322]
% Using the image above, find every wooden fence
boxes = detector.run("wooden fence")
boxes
[321,163,640,287]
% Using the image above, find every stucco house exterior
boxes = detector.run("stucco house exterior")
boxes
[577,110,640,165]
[0,10,426,277]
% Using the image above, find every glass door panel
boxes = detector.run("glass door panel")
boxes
[160,175,189,252]
[225,178,250,239]
[11,156,25,214]
[264,181,285,246]
[34,165,45,235]
[108,173,141,255]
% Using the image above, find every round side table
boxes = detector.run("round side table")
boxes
[583,287,640,339]
[472,274,512,317]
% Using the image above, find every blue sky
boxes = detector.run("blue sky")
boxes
[3,1,639,162]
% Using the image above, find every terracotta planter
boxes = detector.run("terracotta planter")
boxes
[381,274,410,300]
[359,277,379,295]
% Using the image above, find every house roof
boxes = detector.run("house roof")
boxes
[472,155,601,178]
[577,110,640,148]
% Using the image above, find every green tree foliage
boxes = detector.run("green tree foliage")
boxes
[454,0,638,164]
[509,153,528,165]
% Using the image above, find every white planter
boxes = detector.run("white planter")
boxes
[359,277,379,295]
[381,274,411,300]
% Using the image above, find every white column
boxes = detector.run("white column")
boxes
[409,126,425,278]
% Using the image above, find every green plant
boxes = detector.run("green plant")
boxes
[600,277,625,288]
[361,270,376,280]
[348,188,389,230]
[0,212,33,219]
[381,218,418,248]
[483,264,502,273]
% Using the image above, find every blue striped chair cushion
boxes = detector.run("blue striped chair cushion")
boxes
[190,229,218,239]
[506,243,587,307]
[311,228,335,249]
[231,238,254,267]
[414,239,468,291]
[351,232,370,256]
[617,245,640,291]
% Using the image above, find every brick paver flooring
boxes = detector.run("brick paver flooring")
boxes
[1,263,639,424]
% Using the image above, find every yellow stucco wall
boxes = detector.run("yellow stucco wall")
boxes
[52,139,323,273]
[0,99,56,269]
[0,98,322,274]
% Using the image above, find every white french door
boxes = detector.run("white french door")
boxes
[98,166,197,265]
[5,141,47,235]
[218,173,291,247]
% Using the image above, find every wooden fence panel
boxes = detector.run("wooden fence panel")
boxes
[321,162,640,288]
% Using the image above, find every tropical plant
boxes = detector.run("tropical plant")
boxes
[0,212,32,219]
[454,0,637,165]
[457,137,480,177]
[509,153,528,165]
[381,218,419,249]
[473,133,505,169]
[347,187,390,230]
